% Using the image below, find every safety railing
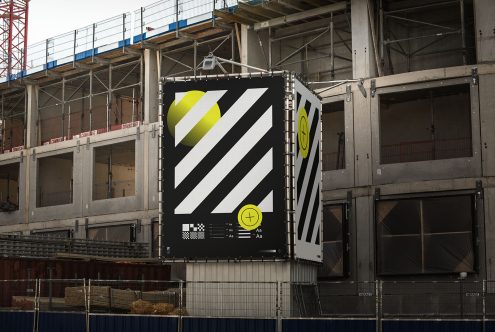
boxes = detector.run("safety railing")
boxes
[1,279,492,319]
[380,137,472,164]
[0,234,149,259]
[5,0,239,82]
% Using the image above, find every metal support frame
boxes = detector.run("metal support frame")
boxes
[37,56,143,145]
[160,32,239,77]
[379,0,469,74]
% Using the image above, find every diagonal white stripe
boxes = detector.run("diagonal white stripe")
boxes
[311,203,322,244]
[174,90,227,146]
[258,191,273,213]
[301,162,321,241]
[175,88,268,187]
[175,106,273,214]
[296,102,317,181]
[297,129,320,213]
[175,92,187,105]
[212,149,273,214]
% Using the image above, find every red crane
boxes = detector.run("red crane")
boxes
[0,0,29,80]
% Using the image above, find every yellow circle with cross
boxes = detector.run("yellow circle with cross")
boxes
[237,204,263,231]
[298,107,310,159]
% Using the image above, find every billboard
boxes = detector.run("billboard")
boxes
[294,78,323,262]
[161,75,288,260]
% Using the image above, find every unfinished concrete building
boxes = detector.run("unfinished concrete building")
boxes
[0,0,493,293]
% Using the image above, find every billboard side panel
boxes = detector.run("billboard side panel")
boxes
[294,78,323,262]
[161,75,288,260]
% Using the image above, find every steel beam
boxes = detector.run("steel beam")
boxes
[254,2,346,30]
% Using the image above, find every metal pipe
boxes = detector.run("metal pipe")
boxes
[268,27,272,70]
[231,30,235,73]
[158,81,163,258]
[386,14,457,31]
[330,14,334,78]
[132,88,135,122]
[384,30,460,45]
[379,1,384,71]
[175,0,179,38]
[193,40,197,76]
[122,13,126,52]
[215,56,269,73]
[73,30,77,67]
[384,0,459,14]
[275,26,330,67]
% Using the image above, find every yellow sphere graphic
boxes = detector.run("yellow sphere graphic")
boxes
[298,107,310,159]
[167,90,221,147]
[238,204,263,231]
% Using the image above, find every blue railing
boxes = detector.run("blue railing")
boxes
[2,0,238,83]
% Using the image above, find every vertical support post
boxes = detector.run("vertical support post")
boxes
[84,279,89,332]
[330,14,335,79]
[268,27,272,70]
[158,80,163,258]
[122,13,126,53]
[45,39,49,72]
[89,69,93,131]
[92,23,96,62]
[376,280,382,332]
[61,78,65,140]
[179,280,184,330]
[48,267,53,311]
[73,30,77,67]
[1,94,4,152]
[212,0,216,27]
[460,0,467,65]
[231,30,235,73]
[276,281,282,332]
[193,41,197,77]
[132,88,135,122]
[108,63,112,132]
[175,0,180,38]
[483,280,486,332]
[140,7,144,48]
[379,2,384,71]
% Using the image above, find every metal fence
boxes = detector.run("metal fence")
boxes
[0,279,492,319]
[0,234,149,258]
[4,0,238,82]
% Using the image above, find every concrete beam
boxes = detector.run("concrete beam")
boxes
[254,2,346,30]
[144,49,159,124]
[475,0,495,63]
[240,25,268,73]
[351,0,376,79]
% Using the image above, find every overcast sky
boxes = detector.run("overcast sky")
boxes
[29,0,159,44]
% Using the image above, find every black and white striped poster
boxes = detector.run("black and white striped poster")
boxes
[161,76,288,260]
[294,78,323,262]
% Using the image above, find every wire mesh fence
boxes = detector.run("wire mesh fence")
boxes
[0,279,492,320]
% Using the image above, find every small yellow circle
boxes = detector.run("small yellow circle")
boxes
[167,90,221,147]
[298,107,310,159]
[238,204,263,231]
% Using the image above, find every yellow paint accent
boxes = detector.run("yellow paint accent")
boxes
[298,107,310,159]
[238,204,263,231]
[167,90,221,147]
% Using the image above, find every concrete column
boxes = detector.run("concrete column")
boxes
[474,0,495,63]
[144,49,159,124]
[355,196,374,281]
[25,84,39,148]
[240,25,268,73]
[351,0,377,79]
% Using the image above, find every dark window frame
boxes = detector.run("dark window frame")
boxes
[318,202,350,280]
[378,83,473,165]
[374,191,479,277]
